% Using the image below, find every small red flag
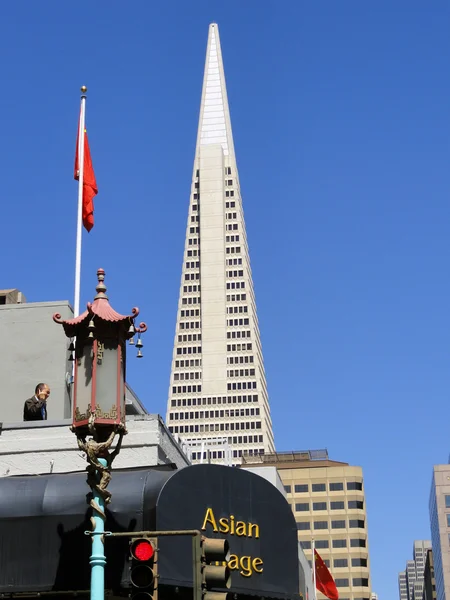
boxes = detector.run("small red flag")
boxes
[314,549,339,600]
[74,121,98,232]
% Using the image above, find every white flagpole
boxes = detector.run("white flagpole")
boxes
[312,537,317,600]
[74,86,87,318]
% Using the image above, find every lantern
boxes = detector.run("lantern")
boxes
[53,268,147,438]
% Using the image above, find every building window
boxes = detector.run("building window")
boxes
[330,501,345,510]
[331,520,346,529]
[284,485,291,494]
[352,579,369,587]
[300,541,311,550]
[295,503,310,512]
[329,482,344,491]
[445,496,450,508]
[348,500,364,510]
[312,483,326,492]
[349,519,365,529]
[447,514,450,527]
[350,538,366,548]
[297,522,310,530]
[334,559,348,568]
[332,539,347,548]
[314,521,328,530]
[315,540,329,549]
[347,481,363,491]
[313,502,327,511]
[335,579,349,588]
[295,484,309,493]
[352,558,368,567]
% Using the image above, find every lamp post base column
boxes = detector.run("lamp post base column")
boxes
[89,457,107,600]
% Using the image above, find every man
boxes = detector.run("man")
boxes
[23,383,50,421]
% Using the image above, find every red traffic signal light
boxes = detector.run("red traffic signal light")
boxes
[131,539,155,562]
[130,537,158,597]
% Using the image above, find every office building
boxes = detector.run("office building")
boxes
[166,23,275,463]
[243,463,314,600]
[423,549,436,600]
[241,450,372,600]
[399,570,409,600]
[429,464,450,600]
[398,541,432,600]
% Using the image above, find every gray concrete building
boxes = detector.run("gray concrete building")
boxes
[400,570,409,600]
[0,415,190,477]
[166,23,275,464]
[0,288,189,476]
[0,291,148,423]
[398,541,432,600]
[0,296,73,422]
[430,464,450,600]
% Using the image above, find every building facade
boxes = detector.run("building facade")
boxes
[423,549,437,600]
[398,541,432,600]
[241,450,372,600]
[0,414,190,477]
[243,464,314,600]
[166,23,275,463]
[429,464,450,600]
[0,288,149,422]
[399,571,409,600]
[0,296,73,422]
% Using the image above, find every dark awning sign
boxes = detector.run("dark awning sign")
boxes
[156,464,300,599]
[200,507,263,577]
[0,464,300,599]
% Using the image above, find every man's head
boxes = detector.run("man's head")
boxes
[35,383,50,401]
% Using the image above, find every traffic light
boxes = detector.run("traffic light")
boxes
[193,536,231,600]
[129,537,158,600]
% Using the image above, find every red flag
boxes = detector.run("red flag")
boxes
[314,549,339,600]
[74,122,98,232]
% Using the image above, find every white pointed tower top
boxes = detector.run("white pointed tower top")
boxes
[196,23,236,160]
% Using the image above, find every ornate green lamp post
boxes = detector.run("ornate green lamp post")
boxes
[53,268,147,600]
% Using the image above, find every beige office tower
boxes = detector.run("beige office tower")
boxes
[166,23,275,464]
[429,463,450,600]
[241,450,372,600]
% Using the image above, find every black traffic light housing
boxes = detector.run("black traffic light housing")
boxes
[193,536,231,600]
[129,537,158,600]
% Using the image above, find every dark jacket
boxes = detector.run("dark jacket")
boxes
[23,397,47,421]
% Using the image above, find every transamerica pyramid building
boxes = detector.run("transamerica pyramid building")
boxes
[166,23,275,465]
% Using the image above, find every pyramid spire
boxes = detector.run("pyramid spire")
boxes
[196,23,235,161]
[166,24,275,465]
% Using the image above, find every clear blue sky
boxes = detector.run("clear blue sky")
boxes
[1,2,449,598]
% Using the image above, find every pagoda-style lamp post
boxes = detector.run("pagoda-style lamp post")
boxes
[53,268,147,600]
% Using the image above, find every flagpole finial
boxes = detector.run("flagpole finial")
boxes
[80,85,87,94]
